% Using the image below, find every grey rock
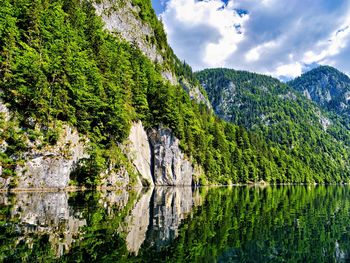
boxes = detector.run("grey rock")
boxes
[0,176,11,188]
[180,78,212,108]
[0,98,10,122]
[0,141,8,153]
[93,1,209,103]
[99,165,130,189]
[127,122,153,186]
[15,126,88,189]
[278,91,297,100]
[148,127,193,186]
[161,71,177,85]
[93,1,163,64]
[315,111,332,130]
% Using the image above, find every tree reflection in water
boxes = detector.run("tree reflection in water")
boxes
[1,186,350,262]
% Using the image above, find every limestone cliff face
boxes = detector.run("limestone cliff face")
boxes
[148,127,193,186]
[14,126,88,189]
[127,122,153,186]
[0,96,92,190]
[93,1,163,65]
[0,99,10,188]
[180,78,212,109]
[127,122,194,186]
[93,0,210,106]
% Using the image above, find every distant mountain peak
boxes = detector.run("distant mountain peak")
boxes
[288,65,350,114]
[301,65,350,79]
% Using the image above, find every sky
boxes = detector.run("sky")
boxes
[151,0,350,80]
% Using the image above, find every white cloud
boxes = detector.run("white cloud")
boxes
[159,0,350,79]
[245,40,278,62]
[303,23,350,64]
[274,62,303,78]
[161,0,248,69]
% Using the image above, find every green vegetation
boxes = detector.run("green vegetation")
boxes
[196,68,350,183]
[1,0,350,185]
[2,186,350,262]
[0,190,139,262]
[137,186,350,262]
[288,65,350,123]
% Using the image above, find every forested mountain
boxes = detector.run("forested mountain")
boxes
[1,0,350,188]
[288,66,350,121]
[196,68,350,183]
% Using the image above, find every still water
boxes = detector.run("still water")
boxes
[1,186,350,262]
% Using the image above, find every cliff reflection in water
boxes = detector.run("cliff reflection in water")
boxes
[0,187,204,261]
[1,186,350,262]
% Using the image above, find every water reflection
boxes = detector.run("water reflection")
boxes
[1,186,350,262]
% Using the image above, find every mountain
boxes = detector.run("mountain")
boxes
[288,66,350,120]
[196,68,350,183]
[0,0,314,189]
[1,0,350,189]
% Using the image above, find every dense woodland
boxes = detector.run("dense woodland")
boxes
[288,66,350,124]
[196,68,350,183]
[0,0,350,185]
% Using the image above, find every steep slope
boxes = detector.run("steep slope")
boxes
[93,0,210,107]
[288,66,350,119]
[0,0,207,188]
[196,68,350,182]
[2,0,350,187]
[0,0,307,188]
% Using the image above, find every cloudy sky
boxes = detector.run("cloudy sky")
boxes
[151,0,350,79]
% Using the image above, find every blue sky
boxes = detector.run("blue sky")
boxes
[151,0,350,79]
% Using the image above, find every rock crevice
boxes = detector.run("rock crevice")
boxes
[127,122,194,186]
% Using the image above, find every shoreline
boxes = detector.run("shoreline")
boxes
[0,182,348,193]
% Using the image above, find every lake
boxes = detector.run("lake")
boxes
[1,186,350,262]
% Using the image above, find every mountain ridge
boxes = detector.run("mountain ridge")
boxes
[1,0,350,188]
[288,65,350,120]
[196,67,350,182]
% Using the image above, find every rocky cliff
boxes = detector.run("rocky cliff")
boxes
[148,127,193,186]
[127,122,195,186]
[127,122,153,187]
[0,0,201,190]
[93,0,210,106]
[288,66,350,121]
[14,126,88,189]
[0,99,89,190]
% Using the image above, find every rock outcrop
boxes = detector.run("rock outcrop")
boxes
[180,78,212,109]
[127,122,195,186]
[0,98,9,185]
[127,122,153,186]
[93,1,179,85]
[15,126,88,189]
[93,1,163,64]
[148,127,193,186]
